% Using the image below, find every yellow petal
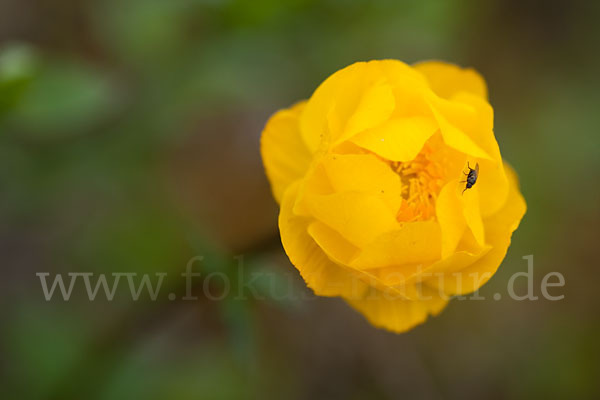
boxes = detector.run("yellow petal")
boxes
[420,244,492,294]
[436,176,486,259]
[279,182,369,298]
[413,61,488,100]
[300,62,366,151]
[299,64,354,153]
[300,61,400,152]
[305,191,398,248]
[350,221,441,269]
[426,163,526,295]
[450,92,509,217]
[351,116,438,162]
[362,239,491,298]
[461,185,485,247]
[470,157,508,218]
[261,101,312,203]
[307,220,439,301]
[331,78,396,145]
[345,285,449,333]
[436,182,467,257]
[307,221,360,265]
[427,95,493,161]
[414,62,509,216]
[377,59,432,100]
[320,153,402,212]
[291,158,335,217]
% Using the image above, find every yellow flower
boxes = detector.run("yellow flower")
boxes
[261,60,526,333]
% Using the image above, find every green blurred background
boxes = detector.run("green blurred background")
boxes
[1,0,599,399]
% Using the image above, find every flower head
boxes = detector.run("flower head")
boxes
[261,60,526,333]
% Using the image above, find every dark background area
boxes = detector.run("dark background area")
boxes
[0,0,599,399]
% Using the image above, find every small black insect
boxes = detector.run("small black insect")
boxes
[461,162,479,194]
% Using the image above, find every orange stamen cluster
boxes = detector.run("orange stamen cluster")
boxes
[391,145,445,222]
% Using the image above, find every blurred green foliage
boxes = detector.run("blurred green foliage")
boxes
[1,0,599,399]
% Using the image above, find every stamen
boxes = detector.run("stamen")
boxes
[387,144,445,222]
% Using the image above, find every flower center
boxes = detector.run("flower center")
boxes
[389,144,445,222]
